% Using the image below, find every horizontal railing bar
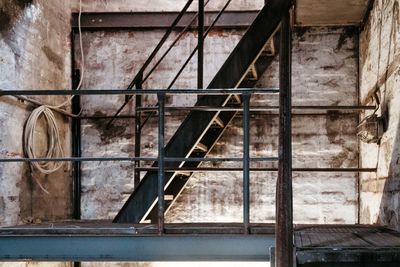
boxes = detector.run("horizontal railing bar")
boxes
[0,157,156,163]
[138,105,376,112]
[0,157,277,163]
[79,112,366,120]
[0,88,279,96]
[136,167,377,172]
[0,157,376,172]
[168,157,278,162]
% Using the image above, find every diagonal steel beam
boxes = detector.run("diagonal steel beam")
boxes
[114,0,292,223]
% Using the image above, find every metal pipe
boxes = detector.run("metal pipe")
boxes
[198,0,204,89]
[276,11,293,267]
[157,93,166,235]
[134,74,143,188]
[242,93,250,235]
[0,88,279,96]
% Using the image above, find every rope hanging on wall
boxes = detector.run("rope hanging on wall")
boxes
[24,0,85,181]
[24,106,64,174]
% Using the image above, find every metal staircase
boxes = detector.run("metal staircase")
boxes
[114,1,291,223]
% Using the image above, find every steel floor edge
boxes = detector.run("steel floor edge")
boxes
[2,223,400,262]
[0,235,274,262]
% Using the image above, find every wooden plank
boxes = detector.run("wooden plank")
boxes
[296,0,369,26]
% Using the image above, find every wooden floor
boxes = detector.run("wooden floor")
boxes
[1,222,400,265]
[295,225,400,266]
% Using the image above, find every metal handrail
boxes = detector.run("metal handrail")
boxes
[0,88,280,96]
[109,0,235,129]
[168,0,233,90]
[125,0,194,92]
[108,0,210,127]
[139,0,235,130]
[106,0,195,128]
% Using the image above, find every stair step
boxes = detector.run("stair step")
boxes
[165,195,174,201]
[245,64,259,81]
[194,142,208,152]
[231,94,242,104]
[213,116,225,128]
[262,38,276,56]
[176,171,192,177]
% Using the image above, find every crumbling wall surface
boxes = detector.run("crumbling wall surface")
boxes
[0,0,72,226]
[78,27,359,224]
[359,0,400,230]
[167,27,360,224]
[76,29,244,219]
[70,0,264,12]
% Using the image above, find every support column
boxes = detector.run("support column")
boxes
[134,73,143,188]
[243,93,251,235]
[71,32,82,267]
[198,0,204,89]
[157,93,166,235]
[276,10,293,267]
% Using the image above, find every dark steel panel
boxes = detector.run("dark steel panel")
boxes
[0,235,274,261]
[71,11,258,30]
[114,0,292,224]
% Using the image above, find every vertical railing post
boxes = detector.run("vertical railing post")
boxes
[276,10,293,267]
[198,0,204,89]
[72,69,82,221]
[71,28,82,267]
[134,73,143,189]
[157,93,166,235]
[242,93,251,235]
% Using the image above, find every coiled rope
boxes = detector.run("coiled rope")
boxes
[24,0,85,190]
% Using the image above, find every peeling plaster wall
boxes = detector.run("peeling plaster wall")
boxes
[76,27,359,224]
[167,27,360,224]
[359,0,400,230]
[0,0,72,228]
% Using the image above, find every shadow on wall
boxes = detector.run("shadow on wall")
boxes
[375,0,400,230]
[376,81,400,229]
[0,0,34,35]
